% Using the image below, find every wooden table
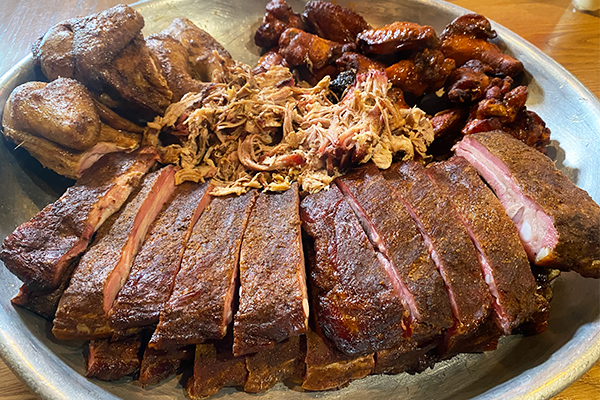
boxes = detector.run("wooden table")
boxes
[0,0,598,399]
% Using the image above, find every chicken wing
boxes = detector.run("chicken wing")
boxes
[445,60,493,103]
[253,48,290,75]
[302,1,371,43]
[255,0,305,48]
[385,49,455,96]
[336,52,385,74]
[357,21,438,55]
[278,28,343,72]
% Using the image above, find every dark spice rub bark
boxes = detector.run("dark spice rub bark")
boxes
[108,181,212,333]
[1,148,158,291]
[138,345,194,387]
[300,185,407,356]
[383,161,492,354]
[455,131,600,278]
[426,157,545,334]
[52,166,177,340]
[233,183,309,356]
[336,164,453,344]
[86,335,142,381]
[150,190,258,349]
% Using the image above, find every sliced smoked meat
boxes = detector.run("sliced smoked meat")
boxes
[187,344,247,399]
[383,161,492,354]
[426,156,546,334]
[108,181,211,333]
[1,148,158,291]
[244,335,305,393]
[300,185,407,356]
[139,345,194,387]
[374,339,438,375]
[86,335,142,381]
[150,191,258,349]
[233,183,308,356]
[455,131,600,278]
[11,278,70,321]
[303,329,373,391]
[52,166,177,340]
[336,165,453,344]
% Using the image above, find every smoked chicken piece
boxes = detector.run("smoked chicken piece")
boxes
[502,109,551,152]
[150,191,258,349]
[302,1,371,43]
[440,14,523,77]
[255,0,305,48]
[32,5,172,119]
[385,49,455,96]
[253,47,289,75]
[446,60,493,103]
[336,52,385,74]
[52,167,177,340]
[86,336,142,381]
[279,28,343,72]
[455,131,600,279]
[233,184,309,356]
[2,78,143,178]
[426,157,546,334]
[300,185,407,356]
[428,108,469,157]
[357,21,438,55]
[108,181,212,334]
[0,149,158,291]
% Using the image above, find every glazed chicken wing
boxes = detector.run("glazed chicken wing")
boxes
[440,14,523,77]
[33,5,172,120]
[445,60,493,103]
[253,47,290,75]
[336,52,385,74]
[357,21,438,55]
[255,0,305,48]
[279,28,343,72]
[302,1,371,43]
[385,49,455,96]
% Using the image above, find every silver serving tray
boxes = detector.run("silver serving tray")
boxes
[0,0,599,399]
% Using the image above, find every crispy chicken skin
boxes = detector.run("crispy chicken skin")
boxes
[336,52,385,75]
[357,22,439,55]
[279,28,343,72]
[255,0,305,48]
[33,5,172,119]
[385,49,455,96]
[303,1,371,44]
[253,48,290,75]
[440,14,523,77]
[446,60,493,103]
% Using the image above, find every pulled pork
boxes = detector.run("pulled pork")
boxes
[145,55,434,195]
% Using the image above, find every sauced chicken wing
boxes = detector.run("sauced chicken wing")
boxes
[302,1,371,44]
[253,47,290,75]
[445,60,493,103]
[255,0,305,48]
[279,28,343,72]
[357,22,438,55]
[440,14,523,77]
[385,49,455,96]
[33,5,172,119]
[336,52,385,74]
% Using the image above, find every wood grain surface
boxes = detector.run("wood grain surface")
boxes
[0,0,598,399]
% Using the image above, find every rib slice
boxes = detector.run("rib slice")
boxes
[1,148,158,291]
[187,344,247,399]
[455,131,600,278]
[139,345,194,387]
[233,183,308,356]
[300,185,407,356]
[52,166,177,340]
[383,161,492,354]
[426,156,546,334]
[336,164,453,344]
[150,191,258,349]
[108,181,212,333]
[374,339,438,375]
[244,335,305,393]
[86,335,142,381]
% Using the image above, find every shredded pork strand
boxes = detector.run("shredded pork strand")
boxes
[144,54,434,195]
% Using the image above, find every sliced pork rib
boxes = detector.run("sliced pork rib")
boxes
[336,165,454,344]
[187,344,247,399]
[1,148,158,291]
[383,161,493,354]
[150,191,258,349]
[139,345,194,387]
[455,131,600,278]
[426,157,546,334]
[108,181,211,333]
[300,185,407,356]
[52,166,177,340]
[233,183,308,356]
[86,336,142,381]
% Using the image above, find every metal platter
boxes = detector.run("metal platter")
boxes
[0,0,599,399]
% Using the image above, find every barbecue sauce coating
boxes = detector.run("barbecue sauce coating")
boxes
[300,185,407,356]
[302,1,371,44]
[150,191,258,348]
[233,183,308,356]
[357,21,439,55]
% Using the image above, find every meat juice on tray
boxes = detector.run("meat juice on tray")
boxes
[0,0,598,398]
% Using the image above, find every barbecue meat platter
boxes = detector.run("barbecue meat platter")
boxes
[0,0,599,399]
